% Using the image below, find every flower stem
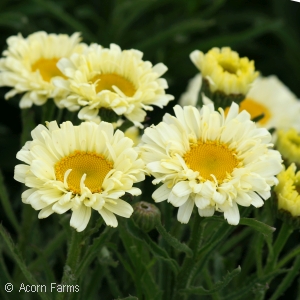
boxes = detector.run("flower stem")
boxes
[265,222,293,273]
[56,229,83,300]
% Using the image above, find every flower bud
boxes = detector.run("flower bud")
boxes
[132,201,161,232]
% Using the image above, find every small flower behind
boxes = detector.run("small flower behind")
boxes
[53,43,174,127]
[276,128,300,168]
[274,163,300,228]
[14,120,145,231]
[140,103,282,225]
[0,31,86,108]
[190,47,258,108]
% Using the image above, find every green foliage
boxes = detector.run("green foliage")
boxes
[0,0,300,299]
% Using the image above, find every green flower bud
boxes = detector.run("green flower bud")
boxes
[132,201,161,232]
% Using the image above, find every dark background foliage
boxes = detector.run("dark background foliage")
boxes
[0,1,299,299]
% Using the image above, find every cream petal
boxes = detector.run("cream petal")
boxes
[198,206,215,217]
[70,205,91,232]
[38,205,55,219]
[168,191,189,207]
[223,202,240,225]
[172,181,192,197]
[99,207,118,227]
[104,199,133,218]
[152,184,171,202]
[177,198,194,224]
[195,194,210,209]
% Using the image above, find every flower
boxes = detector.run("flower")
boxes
[140,103,282,225]
[239,76,300,130]
[14,120,145,231]
[276,128,300,166]
[54,43,174,127]
[274,163,300,217]
[190,47,258,96]
[0,31,86,108]
[179,75,300,131]
[178,74,201,107]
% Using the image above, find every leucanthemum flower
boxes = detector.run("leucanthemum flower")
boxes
[190,47,258,96]
[276,128,300,166]
[140,103,282,225]
[274,163,300,217]
[54,43,174,127]
[14,121,145,231]
[179,75,300,131]
[0,31,86,108]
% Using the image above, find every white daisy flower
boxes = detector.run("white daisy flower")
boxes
[240,76,300,130]
[179,75,300,131]
[140,103,282,225]
[14,121,145,232]
[190,47,258,96]
[0,31,86,108]
[178,74,201,107]
[54,43,174,127]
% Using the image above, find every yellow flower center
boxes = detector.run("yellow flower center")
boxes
[31,58,66,82]
[91,73,136,96]
[55,150,113,194]
[224,98,271,125]
[239,98,271,125]
[183,141,239,183]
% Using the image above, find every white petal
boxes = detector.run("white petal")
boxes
[168,192,189,207]
[223,202,240,225]
[99,207,118,227]
[70,205,91,232]
[198,206,215,217]
[104,199,133,218]
[152,184,171,202]
[177,198,194,224]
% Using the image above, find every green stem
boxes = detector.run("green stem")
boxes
[277,246,300,269]
[265,222,293,273]
[174,215,203,300]
[56,229,83,300]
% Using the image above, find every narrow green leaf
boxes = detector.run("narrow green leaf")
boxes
[0,169,20,233]
[115,296,138,300]
[180,266,241,295]
[20,108,35,147]
[270,256,300,300]
[0,224,51,300]
[135,18,215,50]
[223,269,289,300]
[126,219,179,274]
[156,222,193,257]
[75,227,113,277]
[32,0,97,42]
[239,218,276,237]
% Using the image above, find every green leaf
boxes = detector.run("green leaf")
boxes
[126,219,179,274]
[115,296,138,300]
[156,222,193,257]
[32,0,97,42]
[223,269,289,300]
[0,224,51,300]
[239,218,275,241]
[0,169,20,233]
[180,266,241,295]
[270,256,300,300]
[75,227,113,277]
[135,18,215,50]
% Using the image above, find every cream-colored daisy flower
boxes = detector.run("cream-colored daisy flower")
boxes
[240,76,300,130]
[140,103,282,225]
[190,47,258,96]
[276,128,300,166]
[178,74,201,107]
[274,163,300,217]
[179,75,300,131]
[0,31,86,108]
[54,43,174,127]
[14,121,145,231]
